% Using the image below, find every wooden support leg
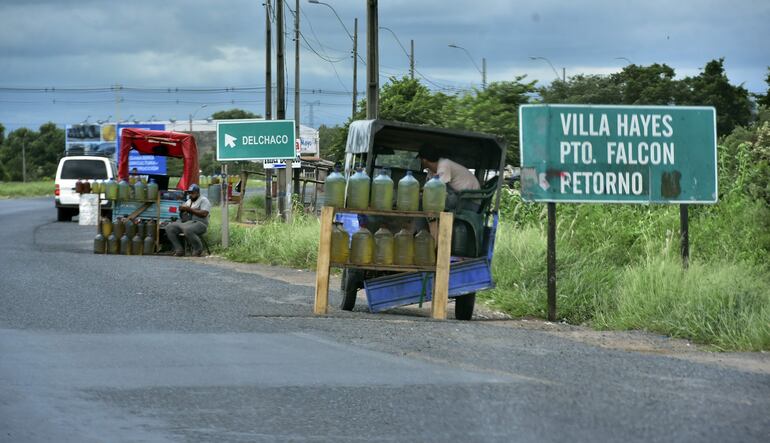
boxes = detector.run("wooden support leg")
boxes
[314,206,334,315]
[431,212,453,320]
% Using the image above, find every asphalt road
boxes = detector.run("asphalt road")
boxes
[1,198,768,442]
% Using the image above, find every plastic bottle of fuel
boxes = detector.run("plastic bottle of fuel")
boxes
[145,220,156,239]
[330,222,350,263]
[323,165,346,208]
[120,233,131,255]
[371,170,394,211]
[117,180,130,200]
[350,227,374,265]
[93,234,106,254]
[124,218,136,238]
[346,165,370,210]
[414,229,436,266]
[396,170,420,211]
[132,235,144,255]
[143,236,155,255]
[107,233,119,254]
[105,178,118,200]
[394,228,415,266]
[422,174,446,212]
[147,179,159,201]
[374,227,395,265]
[134,180,146,201]
[101,217,113,237]
[113,218,125,239]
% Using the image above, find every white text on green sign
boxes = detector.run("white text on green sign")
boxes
[216,119,296,161]
[518,105,717,204]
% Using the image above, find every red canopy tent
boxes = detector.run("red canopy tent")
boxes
[118,128,199,191]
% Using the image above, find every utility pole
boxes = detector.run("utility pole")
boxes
[482,57,487,90]
[21,132,27,183]
[276,0,291,222]
[366,0,378,120]
[293,0,301,197]
[352,17,358,118]
[264,0,273,217]
[265,1,273,121]
[306,101,320,127]
[350,17,358,117]
[410,39,414,79]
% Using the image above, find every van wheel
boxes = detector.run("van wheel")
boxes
[454,293,476,320]
[340,268,362,311]
[57,208,72,222]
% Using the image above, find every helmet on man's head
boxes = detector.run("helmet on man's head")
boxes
[187,184,201,193]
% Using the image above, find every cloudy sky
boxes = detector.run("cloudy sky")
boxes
[1,0,768,131]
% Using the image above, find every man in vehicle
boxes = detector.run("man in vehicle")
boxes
[165,184,210,256]
[418,146,480,210]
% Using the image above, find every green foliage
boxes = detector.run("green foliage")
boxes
[211,109,261,120]
[318,124,346,162]
[450,78,536,165]
[0,123,64,181]
[537,58,753,136]
[538,74,622,104]
[0,180,54,198]
[718,116,770,205]
[678,58,753,135]
[595,257,770,351]
[611,63,679,105]
[756,67,770,108]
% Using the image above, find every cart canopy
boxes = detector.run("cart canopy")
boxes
[345,119,506,171]
[118,128,199,190]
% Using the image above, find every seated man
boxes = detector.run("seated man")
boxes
[418,146,480,210]
[166,184,211,256]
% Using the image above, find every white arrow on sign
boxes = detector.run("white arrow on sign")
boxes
[224,133,237,148]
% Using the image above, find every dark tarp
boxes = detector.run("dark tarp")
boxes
[118,128,199,190]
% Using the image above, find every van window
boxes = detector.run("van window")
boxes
[61,160,108,179]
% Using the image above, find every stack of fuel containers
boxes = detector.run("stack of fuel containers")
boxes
[94,217,156,255]
[323,165,445,267]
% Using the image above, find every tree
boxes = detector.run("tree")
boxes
[318,124,345,162]
[678,58,752,135]
[538,74,621,104]
[755,67,770,108]
[323,77,460,162]
[211,109,261,120]
[611,63,679,105]
[451,77,536,165]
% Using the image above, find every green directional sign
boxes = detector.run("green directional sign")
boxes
[519,104,717,204]
[217,119,296,161]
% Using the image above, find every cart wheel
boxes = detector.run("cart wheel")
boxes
[340,268,362,311]
[454,292,476,320]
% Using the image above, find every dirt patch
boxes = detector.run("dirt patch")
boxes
[199,257,770,375]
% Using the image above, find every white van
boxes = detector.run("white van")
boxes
[54,156,116,221]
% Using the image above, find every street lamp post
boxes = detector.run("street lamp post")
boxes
[448,44,486,89]
[308,0,358,117]
[529,56,563,82]
[615,57,633,66]
[380,26,413,79]
[189,104,207,132]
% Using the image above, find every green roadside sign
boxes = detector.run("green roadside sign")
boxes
[217,119,296,161]
[519,105,717,204]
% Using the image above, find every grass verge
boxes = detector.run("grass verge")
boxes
[0,181,54,199]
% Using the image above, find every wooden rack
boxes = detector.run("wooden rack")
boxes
[313,206,453,319]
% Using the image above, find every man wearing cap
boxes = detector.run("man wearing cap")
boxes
[166,184,211,256]
[418,146,480,210]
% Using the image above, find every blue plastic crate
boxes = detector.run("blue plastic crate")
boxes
[364,257,494,313]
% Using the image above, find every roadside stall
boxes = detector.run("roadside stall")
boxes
[91,128,201,255]
[314,120,506,320]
